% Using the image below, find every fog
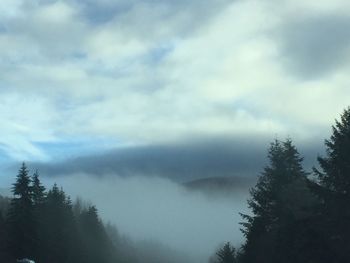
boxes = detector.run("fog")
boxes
[42,174,250,262]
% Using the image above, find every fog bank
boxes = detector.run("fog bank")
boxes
[43,174,249,262]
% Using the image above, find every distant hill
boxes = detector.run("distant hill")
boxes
[183,176,256,197]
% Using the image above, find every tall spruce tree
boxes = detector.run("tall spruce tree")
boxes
[78,205,117,263]
[7,163,35,260]
[39,184,79,263]
[31,170,46,261]
[312,107,350,262]
[216,242,236,263]
[240,139,313,263]
[31,170,46,206]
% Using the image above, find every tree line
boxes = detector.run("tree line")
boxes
[0,166,193,263]
[214,108,350,263]
[0,164,121,263]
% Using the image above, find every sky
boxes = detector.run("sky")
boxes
[0,0,350,182]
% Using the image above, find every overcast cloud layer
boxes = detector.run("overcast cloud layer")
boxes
[31,136,323,183]
[0,0,349,180]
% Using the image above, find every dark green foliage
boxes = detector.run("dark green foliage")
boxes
[104,223,140,263]
[7,163,36,260]
[31,170,46,260]
[38,184,79,263]
[12,163,32,199]
[315,107,350,192]
[240,139,316,263]
[244,140,310,226]
[77,206,117,263]
[31,170,46,206]
[216,242,236,263]
[1,164,132,263]
[237,108,350,263]
[312,107,350,262]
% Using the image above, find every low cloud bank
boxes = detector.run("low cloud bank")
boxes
[34,136,323,182]
[43,174,249,262]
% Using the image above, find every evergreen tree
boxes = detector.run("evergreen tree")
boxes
[39,184,79,263]
[31,170,46,206]
[240,139,313,263]
[12,163,32,200]
[78,205,117,263]
[30,170,46,261]
[2,164,126,263]
[216,242,236,263]
[7,163,35,260]
[312,107,350,262]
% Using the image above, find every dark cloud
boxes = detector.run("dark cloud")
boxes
[277,14,350,79]
[33,136,324,182]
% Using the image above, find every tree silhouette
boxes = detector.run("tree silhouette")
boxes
[312,107,350,262]
[78,205,117,263]
[6,163,35,260]
[240,139,313,263]
[39,184,79,263]
[31,170,46,206]
[216,242,236,263]
[30,170,46,261]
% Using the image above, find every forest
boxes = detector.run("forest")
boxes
[1,107,350,263]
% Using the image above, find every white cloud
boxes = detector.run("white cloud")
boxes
[0,93,58,160]
[0,0,349,160]
[0,0,23,19]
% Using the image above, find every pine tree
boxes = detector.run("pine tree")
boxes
[3,165,124,263]
[31,170,46,206]
[39,184,79,263]
[240,139,313,263]
[6,163,35,260]
[312,107,350,262]
[78,205,117,263]
[30,170,46,261]
[216,242,236,263]
[12,163,32,201]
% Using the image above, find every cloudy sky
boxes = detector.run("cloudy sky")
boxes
[0,0,350,183]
